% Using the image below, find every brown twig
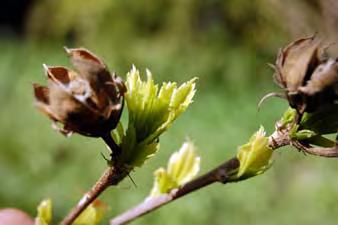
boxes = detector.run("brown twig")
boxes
[292,140,338,157]
[109,132,292,225]
[60,136,128,225]
[109,158,240,225]
[60,165,129,225]
[60,167,116,225]
[61,120,336,225]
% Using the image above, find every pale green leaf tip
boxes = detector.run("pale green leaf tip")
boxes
[35,199,52,225]
[280,107,296,126]
[236,126,273,179]
[148,141,200,198]
[120,66,197,167]
[74,200,107,225]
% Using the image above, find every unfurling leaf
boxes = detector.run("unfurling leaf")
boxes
[73,200,107,225]
[280,107,297,126]
[118,66,197,167]
[35,199,52,225]
[149,141,200,197]
[237,126,273,179]
[290,126,316,140]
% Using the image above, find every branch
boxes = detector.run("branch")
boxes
[109,158,240,225]
[60,135,128,225]
[291,140,338,157]
[60,120,336,225]
[109,131,290,225]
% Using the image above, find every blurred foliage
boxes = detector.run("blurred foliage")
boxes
[1,0,338,225]
[26,0,290,89]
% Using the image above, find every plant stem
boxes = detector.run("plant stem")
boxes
[292,141,338,157]
[60,135,127,225]
[109,130,293,225]
[102,133,121,157]
[60,166,124,225]
[109,158,240,225]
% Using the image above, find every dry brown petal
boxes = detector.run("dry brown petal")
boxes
[44,65,72,85]
[300,59,338,95]
[33,83,49,104]
[275,36,320,93]
[65,47,111,86]
[48,83,87,123]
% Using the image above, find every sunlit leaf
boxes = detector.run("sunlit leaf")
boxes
[73,200,107,225]
[35,199,52,225]
[237,126,273,179]
[149,141,200,197]
[119,66,197,167]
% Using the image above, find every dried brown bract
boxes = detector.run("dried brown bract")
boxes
[272,35,338,113]
[33,48,126,137]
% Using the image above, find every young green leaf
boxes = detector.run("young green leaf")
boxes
[35,199,52,225]
[149,141,200,197]
[280,107,297,126]
[73,201,107,225]
[236,126,273,179]
[118,66,197,167]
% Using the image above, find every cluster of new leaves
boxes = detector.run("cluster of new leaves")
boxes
[114,66,197,167]
[149,141,200,197]
[35,199,106,225]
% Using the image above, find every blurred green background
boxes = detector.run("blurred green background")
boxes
[1,0,338,224]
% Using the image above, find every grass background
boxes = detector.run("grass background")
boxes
[1,1,338,224]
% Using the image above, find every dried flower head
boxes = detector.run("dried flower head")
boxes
[33,48,126,137]
[272,35,338,113]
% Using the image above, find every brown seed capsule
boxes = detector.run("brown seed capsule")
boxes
[33,48,126,137]
[273,35,338,113]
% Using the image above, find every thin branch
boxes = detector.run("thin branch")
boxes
[60,167,113,225]
[60,166,127,225]
[109,158,240,225]
[109,132,291,225]
[60,136,127,225]
[102,133,121,157]
[61,119,336,225]
[292,140,338,157]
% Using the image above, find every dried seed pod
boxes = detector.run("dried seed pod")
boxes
[33,48,126,137]
[272,36,338,113]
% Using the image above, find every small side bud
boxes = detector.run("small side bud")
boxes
[236,126,273,179]
[148,141,200,198]
[35,199,52,225]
